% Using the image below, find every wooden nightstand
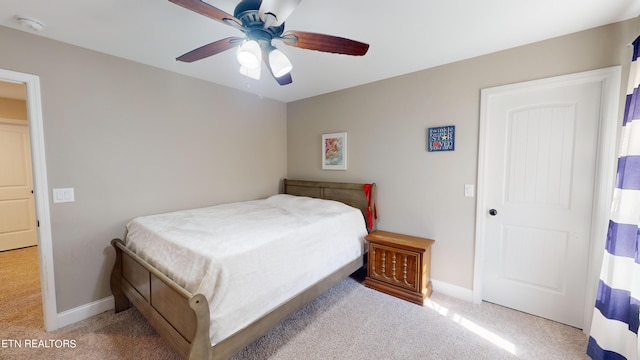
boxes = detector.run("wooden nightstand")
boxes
[364,231,435,305]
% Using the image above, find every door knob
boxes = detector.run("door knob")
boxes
[489,209,497,216]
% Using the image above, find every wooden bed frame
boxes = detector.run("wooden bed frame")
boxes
[110,179,376,359]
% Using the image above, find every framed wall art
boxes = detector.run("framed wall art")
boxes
[322,132,347,170]
[427,125,455,152]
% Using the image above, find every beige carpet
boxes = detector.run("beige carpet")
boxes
[1,248,589,359]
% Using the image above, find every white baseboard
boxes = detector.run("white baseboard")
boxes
[431,279,473,302]
[56,296,114,329]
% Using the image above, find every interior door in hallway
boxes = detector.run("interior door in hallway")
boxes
[0,120,38,251]
[480,76,603,329]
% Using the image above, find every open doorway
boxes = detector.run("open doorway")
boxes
[0,80,42,331]
[0,69,57,332]
[0,81,37,251]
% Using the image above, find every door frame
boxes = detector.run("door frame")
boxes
[472,66,621,332]
[0,68,57,331]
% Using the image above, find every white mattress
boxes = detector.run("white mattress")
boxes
[125,194,367,345]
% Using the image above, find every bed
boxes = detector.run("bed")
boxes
[110,179,377,359]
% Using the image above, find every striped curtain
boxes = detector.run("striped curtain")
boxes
[587,36,640,360]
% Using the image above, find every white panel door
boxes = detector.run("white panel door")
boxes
[481,79,602,328]
[0,121,37,251]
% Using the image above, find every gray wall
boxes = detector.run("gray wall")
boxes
[287,19,637,291]
[0,26,287,312]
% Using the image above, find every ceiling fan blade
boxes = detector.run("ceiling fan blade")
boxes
[259,0,301,27]
[169,0,242,27]
[176,37,242,62]
[281,31,369,56]
[262,48,293,85]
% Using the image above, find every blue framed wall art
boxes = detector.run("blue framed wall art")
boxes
[427,125,455,152]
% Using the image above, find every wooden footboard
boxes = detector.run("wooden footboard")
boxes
[111,238,363,359]
[110,238,211,360]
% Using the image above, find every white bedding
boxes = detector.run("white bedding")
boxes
[125,194,367,346]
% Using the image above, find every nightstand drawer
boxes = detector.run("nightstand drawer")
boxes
[368,243,420,292]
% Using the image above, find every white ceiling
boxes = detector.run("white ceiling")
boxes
[1,0,639,103]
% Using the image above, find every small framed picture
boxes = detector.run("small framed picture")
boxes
[427,126,455,152]
[322,132,347,170]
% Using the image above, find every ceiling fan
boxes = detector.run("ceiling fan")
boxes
[169,0,370,85]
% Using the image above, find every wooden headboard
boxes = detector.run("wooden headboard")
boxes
[281,179,377,232]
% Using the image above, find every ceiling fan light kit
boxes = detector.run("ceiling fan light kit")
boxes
[236,39,262,69]
[268,48,293,77]
[258,0,301,27]
[169,0,369,85]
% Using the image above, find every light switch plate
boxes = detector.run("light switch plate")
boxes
[464,184,475,197]
[53,188,75,203]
